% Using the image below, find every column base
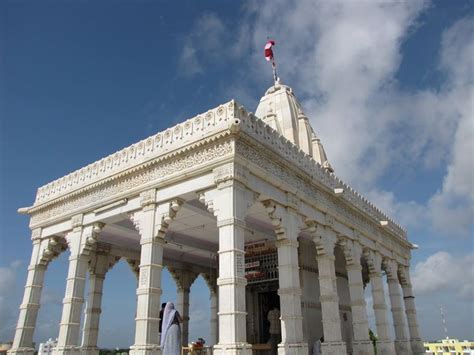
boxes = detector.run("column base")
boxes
[352,340,375,355]
[278,342,308,355]
[321,341,347,355]
[213,343,252,355]
[395,340,412,354]
[52,346,82,355]
[129,345,161,355]
[7,348,35,355]
[376,340,396,355]
[410,339,425,355]
[81,346,100,355]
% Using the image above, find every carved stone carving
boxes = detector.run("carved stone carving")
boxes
[39,236,67,266]
[30,140,233,226]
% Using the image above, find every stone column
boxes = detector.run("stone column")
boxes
[364,250,395,355]
[399,266,424,354]
[383,259,411,354]
[210,290,218,346]
[9,232,66,355]
[54,217,103,355]
[341,238,373,355]
[169,268,198,346]
[199,163,253,355]
[129,190,183,355]
[307,219,347,355]
[264,199,308,355]
[81,251,119,355]
[203,273,218,346]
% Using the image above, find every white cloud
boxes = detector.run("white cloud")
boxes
[224,1,473,237]
[178,12,226,77]
[412,251,474,301]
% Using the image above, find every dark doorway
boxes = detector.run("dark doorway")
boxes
[258,290,280,343]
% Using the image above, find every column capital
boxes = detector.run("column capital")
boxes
[168,267,199,292]
[66,223,104,257]
[382,258,399,281]
[89,251,120,277]
[363,248,382,274]
[305,219,337,256]
[130,198,183,240]
[339,238,363,266]
[262,199,303,240]
[38,236,67,266]
[199,182,257,222]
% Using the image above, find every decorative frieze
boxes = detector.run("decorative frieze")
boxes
[30,140,233,226]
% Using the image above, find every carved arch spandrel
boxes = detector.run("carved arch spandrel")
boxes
[38,236,68,266]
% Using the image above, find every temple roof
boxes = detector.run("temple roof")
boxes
[255,81,333,172]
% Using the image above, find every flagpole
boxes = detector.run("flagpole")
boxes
[272,60,278,85]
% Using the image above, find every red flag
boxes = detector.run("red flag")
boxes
[264,40,275,61]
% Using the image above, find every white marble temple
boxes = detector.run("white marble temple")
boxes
[9,81,423,355]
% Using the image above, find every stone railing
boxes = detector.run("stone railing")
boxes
[34,101,238,205]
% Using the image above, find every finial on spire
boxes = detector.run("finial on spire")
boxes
[264,38,278,85]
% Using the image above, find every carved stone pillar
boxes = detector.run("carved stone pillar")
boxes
[203,273,218,346]
[307,219,347,355]
[383,259,411,354]
[169,267,198,346]
[9,231,66,355]
[199,163,253,355]
[264,199,308,355]
[81,251,120,355]
[364,250,395,355]
[341,238,373,355]
[129,190,183,355]
[399,266,424,354]
[54,217,103,355]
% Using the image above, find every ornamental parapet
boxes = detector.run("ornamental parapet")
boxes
[33,101,240,206]
[25,99,407,243]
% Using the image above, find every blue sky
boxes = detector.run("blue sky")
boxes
[1,0,473,347]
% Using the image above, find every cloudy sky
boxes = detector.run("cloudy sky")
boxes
[1,0,473,347]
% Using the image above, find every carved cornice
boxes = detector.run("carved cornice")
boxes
[235,140,408,246]
[29,139,233,227]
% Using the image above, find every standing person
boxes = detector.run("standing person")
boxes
[267,306,281,355]
[160,302,182,355]
[159,303,166,339]
[312,336,324,355]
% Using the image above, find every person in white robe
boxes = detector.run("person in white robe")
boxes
[160,302,182,355]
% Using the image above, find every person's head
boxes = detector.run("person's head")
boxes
[320,336,324,343]
[164,302,175,312]
[161,303,166,309]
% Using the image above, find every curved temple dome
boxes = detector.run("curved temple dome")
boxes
[255,80,334,172]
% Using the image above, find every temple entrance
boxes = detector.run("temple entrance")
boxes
[258,290,280,343]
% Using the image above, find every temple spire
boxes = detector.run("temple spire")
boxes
[255,80,334,173]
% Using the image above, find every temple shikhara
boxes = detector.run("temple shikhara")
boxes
[9,81,424,355]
